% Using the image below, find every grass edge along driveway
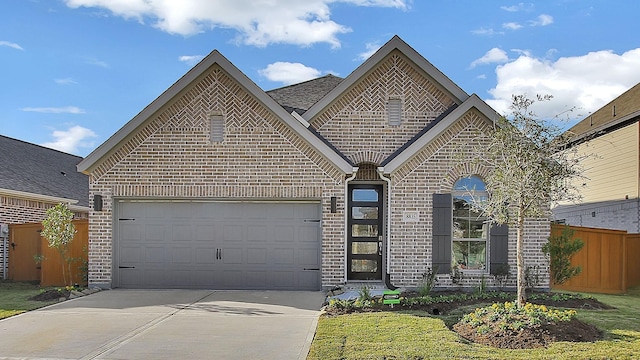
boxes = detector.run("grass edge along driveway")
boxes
[0,282,59,320]
[308,287,640,360]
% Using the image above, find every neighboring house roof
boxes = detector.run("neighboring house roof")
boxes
[266,74,343,114]
[77,50,355,175]
[568,82,640,142]
[0,135,89,207]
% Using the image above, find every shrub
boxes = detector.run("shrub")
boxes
[543,226,584,285]
[460,301,577,334]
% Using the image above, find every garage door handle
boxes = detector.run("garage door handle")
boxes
[303,268,320,271]
[304,219,321,222]
[119,266,135,269]
[119,218,136,221]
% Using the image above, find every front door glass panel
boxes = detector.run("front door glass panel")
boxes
[347,184,383,280]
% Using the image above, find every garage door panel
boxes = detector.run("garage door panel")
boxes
[223,224,243,241]
[116,201,321,290]
[247,224,267,242]
[171,247,192,264]
[273,248,294,265]
[299,248,320,265]
[195,247,217,264]
[247,248,267,264]
[274,225,295,242]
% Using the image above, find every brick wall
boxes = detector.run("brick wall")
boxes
[87,65,346,288]
[310,51,457,165]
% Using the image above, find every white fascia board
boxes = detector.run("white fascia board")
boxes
[77,50,354,175]
[302,35,469,122]
[0,188,80,205]
[382,94,500,174]
[291,111,310,128]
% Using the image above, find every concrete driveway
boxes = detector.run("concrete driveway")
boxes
[0,290,325,360]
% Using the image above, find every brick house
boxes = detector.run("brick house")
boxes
[553,83,640,233]
[0,135,89,278]
[77,36,550,290]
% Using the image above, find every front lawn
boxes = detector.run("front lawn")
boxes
[308,287,640,359]
[0,281,59,320]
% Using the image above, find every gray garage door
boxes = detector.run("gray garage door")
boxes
[114,200,322,290]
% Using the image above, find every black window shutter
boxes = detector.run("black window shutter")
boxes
[490,223,509,275]
[432,193,452,274]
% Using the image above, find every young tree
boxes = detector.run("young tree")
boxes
[462,95,585,307]
[41,203,77,286]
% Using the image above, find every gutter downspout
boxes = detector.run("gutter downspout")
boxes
[377,167,397,290]
[344,168,359,285]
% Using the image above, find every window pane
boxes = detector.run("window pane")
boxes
[453,176,486,192]
[452,241,486,270]
[453,197,470,218]
[352,189,378,202]
[352,206,378,219]
[352,224,378,237]
[352,259,378,273]
[352,242,378,254]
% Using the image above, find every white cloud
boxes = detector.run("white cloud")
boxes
[471,27,503,36]
[500,3,534,12]
[179,55,205,66]
[21,106,86,114]
[357,42,381,61]
[85,58,109,68]
[259,62,322,85]
[41,125,97,154]
[0,40,24,50]
[55,78,78,85]
[470,48,509,68]
[485,48,640,121]
[64,0,408,47]
[530,14,553,26]
[503,22,523,30]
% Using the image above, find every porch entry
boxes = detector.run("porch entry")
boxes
[347,184,383,280]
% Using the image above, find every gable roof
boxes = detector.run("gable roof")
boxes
[0,135,89,207]
[267,74,343,115]
[77,51,354,175]
[302,35,469,122]
[568,82,640,142]
[380,94,500,174]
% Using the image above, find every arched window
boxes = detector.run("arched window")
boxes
[452,176,488,271]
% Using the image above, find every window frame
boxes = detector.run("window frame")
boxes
[451,176,489,273]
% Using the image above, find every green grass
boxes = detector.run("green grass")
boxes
[309,287,640,359]
[0,281,59,320]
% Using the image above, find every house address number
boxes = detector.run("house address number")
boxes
[402,211,419,222]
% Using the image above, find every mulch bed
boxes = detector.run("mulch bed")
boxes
[453,318,602,349]
[29,289,70,301]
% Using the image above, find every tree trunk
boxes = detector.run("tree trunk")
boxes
[516,205,527,307]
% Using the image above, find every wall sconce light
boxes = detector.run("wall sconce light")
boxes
[93,194,103,211]
[331,197,337,213]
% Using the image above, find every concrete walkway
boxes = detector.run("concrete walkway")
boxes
[0,290,325,360]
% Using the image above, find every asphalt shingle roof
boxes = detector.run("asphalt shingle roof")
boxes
[0,135,89,207]
[266,74,343,114]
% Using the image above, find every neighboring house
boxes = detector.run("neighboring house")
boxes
[77,36,550,291]
[553,83,640,233]
[0,135,90,278]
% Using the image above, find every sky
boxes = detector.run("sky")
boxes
[2,0,640,157]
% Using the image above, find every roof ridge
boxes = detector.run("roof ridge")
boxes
[0,134,83,159]
[266,74,343,93]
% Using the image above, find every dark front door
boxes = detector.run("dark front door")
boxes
[347,184,383,280]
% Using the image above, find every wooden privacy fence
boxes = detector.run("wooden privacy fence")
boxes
[8,219,88,287]
[551,224,640,294]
